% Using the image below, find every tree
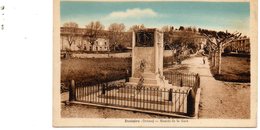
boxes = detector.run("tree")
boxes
[84,21,105,51]
[179,26,184,31]
[128,24,145,32]
[192,27,197,33]
[62,22,79,50]
[186,26,192,31]
[198,28,202,33]
[161,25,174,33]
[164,30,196,64]
[108,23,126,51]
[108,23,125,32]
[201,30,241,74]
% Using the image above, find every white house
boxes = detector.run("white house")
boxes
[60,36,109,52]
[85,38,109,51]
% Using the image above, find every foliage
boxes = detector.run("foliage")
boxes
[179,26,184,31]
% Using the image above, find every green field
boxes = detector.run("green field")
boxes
[210,55,250,82]
[61,58,131,84]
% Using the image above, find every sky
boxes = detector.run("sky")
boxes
[60,1,250,35]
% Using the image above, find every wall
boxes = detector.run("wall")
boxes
[163,50,173,57]
[71,52,131,58]
[71,51,173,58]
[60,36,109,51]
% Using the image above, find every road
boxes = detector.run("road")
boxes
[181,56,250,118]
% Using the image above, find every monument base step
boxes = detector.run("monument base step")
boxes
[129,77,160,84]
[126,82,160,88]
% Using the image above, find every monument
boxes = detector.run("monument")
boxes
[127,28,172,88]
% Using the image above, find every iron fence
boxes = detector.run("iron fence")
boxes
[64,72,200,117]
[71,82,190,115]
[164,72,200,93]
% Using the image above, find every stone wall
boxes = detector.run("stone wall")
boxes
[70,51,173,58]
[163,50,173,57]
[71,52,131,58]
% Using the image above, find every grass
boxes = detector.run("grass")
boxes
[61,55,192,84]
[209,54,250,82]
[61,58,131,84]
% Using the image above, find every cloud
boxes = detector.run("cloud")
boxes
[108,8,158,19]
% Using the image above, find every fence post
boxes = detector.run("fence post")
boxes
[168,89,173,102]
[125,69,129,82]
[180,77,183,87]
[187,90,196,117]
[69,79,76,101]
[101,83,106,95]
[169,71,172,84]
[196,74,200,88]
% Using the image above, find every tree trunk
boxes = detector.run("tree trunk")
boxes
[172,50,175,65]
[61,36,64,51]
[217,45,222,74]
[211,51,215,67]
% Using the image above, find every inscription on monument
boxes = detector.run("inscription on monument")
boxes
[135,31,154,47]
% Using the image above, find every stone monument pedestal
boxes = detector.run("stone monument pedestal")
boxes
[126,28,172,89]
[127,71,172,88]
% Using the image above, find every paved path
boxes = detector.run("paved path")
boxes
[181,56,250,118]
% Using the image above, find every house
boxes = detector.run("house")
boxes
[225,38,250,53]
[60,28,110,52]
[83,38,110,51]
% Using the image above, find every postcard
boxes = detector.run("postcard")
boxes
[53,0,257,127]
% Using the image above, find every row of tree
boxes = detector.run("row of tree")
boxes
[62,21,244,75]
[62,21,205,52]
[62,21,128,52]
[199,28,242,74]
[63,21,206,43]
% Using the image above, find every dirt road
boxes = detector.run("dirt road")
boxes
[181,56,250,119]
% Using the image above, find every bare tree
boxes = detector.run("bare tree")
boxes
[62,22,79,50]
[128,24,145,32]
[76,39,84,51]
[108,23,125,51]
[84,21,105,51]
[202,30,241,74]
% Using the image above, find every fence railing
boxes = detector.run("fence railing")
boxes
[164,72,200,93]
[64,72,200,117]
[69,82,190,115]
